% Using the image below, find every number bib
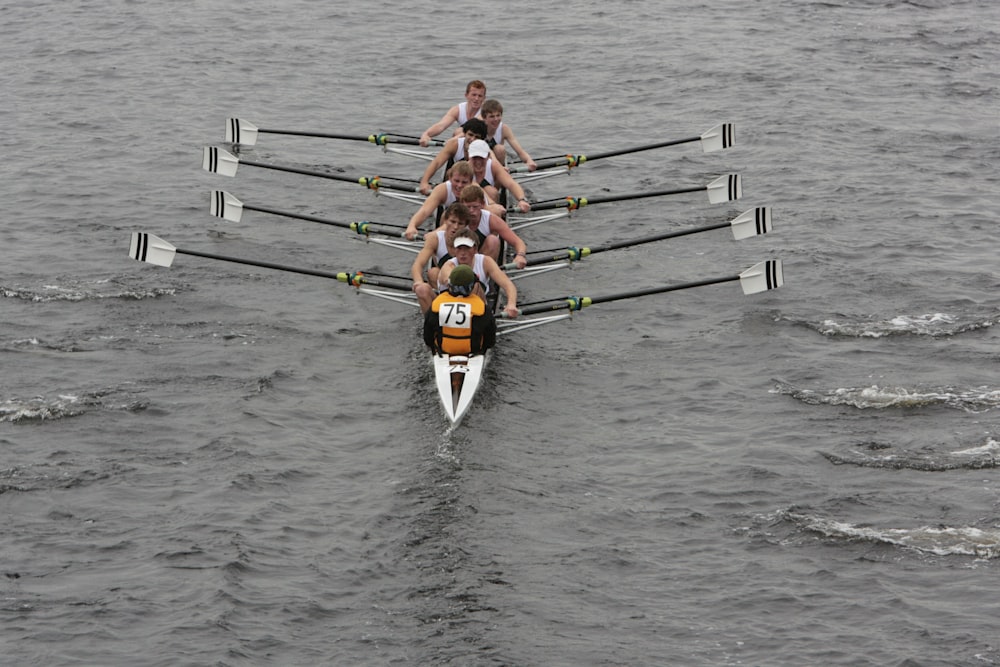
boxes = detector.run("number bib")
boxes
[438,302,473,329]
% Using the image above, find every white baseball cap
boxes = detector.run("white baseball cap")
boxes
[468,139,490,159]
[454,237,476,248]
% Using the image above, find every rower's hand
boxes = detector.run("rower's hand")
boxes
[526,159,537,172]
[404,226,420,241]
[504,305,519,319]
[513,254,527,270]
[517,199,531,213]
[418,183,432,196]
[419,134,431,147]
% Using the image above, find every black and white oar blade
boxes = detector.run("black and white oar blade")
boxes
[739,260,783,295]
[226,118,259,146]
[707,174,742,204]
[209,190,244,222]
[700,123,735,153]
[129,232,177,268]
[202,146,240,177]
[730,207,772,240]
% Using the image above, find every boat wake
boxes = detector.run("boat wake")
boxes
[819,438,1000,471]
[0,388,149,423]
[794,312,997,338]
[777,510,1000,559]
[1,276,177,302]
[773,380,1000,413]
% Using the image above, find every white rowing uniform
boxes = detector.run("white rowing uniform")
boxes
[487,122,503,149]
[433,230,452,265]
[478,158,497,188]
[457,101,478,126]
[444,138,468,172]
[438,255,490,294]
[474,209,491,238]
[443,181,458,207]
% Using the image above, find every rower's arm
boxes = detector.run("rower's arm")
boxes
[410,239,436,284]
[485,256,517,310]
[419,143,455,191]
[503,127,536,170]
[490,215,527,256]
[420,106,459,144]
[405,187,443,238]
[494,164,527,202]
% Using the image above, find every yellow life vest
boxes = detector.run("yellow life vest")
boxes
[430,292,487,355]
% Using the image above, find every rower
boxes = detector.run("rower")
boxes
[438,230,519,319]
[481,99,537,172]
[410,203,474,312]
[419,79,487,147]
[404,161,475,241]
[423,264,496,356]
[458,183,528,268]
[467,140,532,215]
[417,118,495,196]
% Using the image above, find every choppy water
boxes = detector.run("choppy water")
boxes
[3,0,999,664]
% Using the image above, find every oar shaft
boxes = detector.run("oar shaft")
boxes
[574,185,706,206]
[518,274,738,315]
[591,220,731,254]
[258,128,371,142]
[238,158,357,184]
[242,203,405,237]
[174,248,412,290]
[522,220,731,267]
[237,158,418,192]
[177,248,345,280]
[518,135,702,172]
[256,128,433,146]
[530,185,706,211]
[583,135,700,162]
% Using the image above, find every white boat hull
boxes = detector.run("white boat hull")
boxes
[433,352,489,427]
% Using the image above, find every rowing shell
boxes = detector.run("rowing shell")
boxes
[433,352,490,427]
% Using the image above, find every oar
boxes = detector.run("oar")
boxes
[202,147,421,194]
[525,174,741,212]
[511,260,783,317]
[509,123,734,174]
[225,118,445,148]
[209,191,409,239]
[127,232,413,291]
[505,208,771,270]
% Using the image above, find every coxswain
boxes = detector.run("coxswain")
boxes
[423,263,496,356]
